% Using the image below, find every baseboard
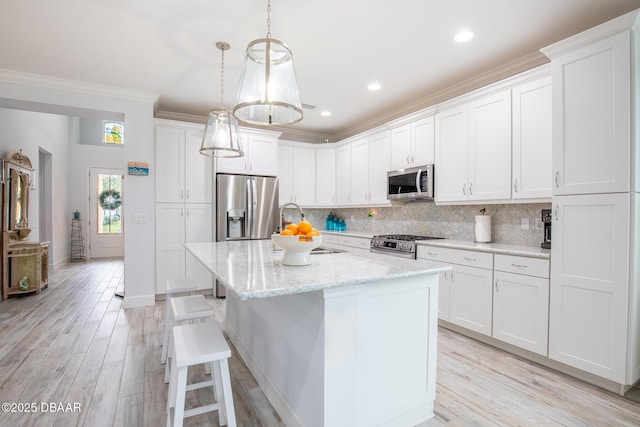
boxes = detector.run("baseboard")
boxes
[122,294,155,308]
[223,321,304,427]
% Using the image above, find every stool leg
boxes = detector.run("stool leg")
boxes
[172,366,188,427]
[164,330,174,384]
[161,296,173,363]
[202,319,212,376]
[219,358,236,427]
[212,360,225,422]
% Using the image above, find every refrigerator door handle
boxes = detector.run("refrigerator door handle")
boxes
[247,177,254,238]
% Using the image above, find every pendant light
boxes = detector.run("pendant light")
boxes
[233,0,303,126]
[200,42,243,158]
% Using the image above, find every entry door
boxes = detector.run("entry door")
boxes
[89,168,124,258]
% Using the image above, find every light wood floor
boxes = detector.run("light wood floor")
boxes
[0,258,638,427]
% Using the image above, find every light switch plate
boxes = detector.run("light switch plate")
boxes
[133,213,148,224]
[521,218,529,230]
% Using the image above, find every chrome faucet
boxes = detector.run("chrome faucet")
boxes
[279,202,304,232]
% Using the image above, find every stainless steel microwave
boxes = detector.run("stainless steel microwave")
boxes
[387,164,434,201]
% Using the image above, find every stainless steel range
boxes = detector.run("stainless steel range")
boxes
[370,234,444,259]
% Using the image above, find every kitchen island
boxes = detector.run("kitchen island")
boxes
[186,240,450,427]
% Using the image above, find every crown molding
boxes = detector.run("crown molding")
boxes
[0,68,159,104]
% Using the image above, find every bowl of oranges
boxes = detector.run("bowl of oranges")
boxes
[272,220,322,266]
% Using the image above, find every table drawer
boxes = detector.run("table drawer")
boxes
[417,246,493,269]
[494,254,549,278]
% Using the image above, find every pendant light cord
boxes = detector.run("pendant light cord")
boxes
[266,0,272,39]
[220,47,225,109]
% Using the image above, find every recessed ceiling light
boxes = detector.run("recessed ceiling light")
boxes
[454,30,474,43]
[320,111,332,117]
[367,82,381,91]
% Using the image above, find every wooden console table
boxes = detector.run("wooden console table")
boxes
[2,236,49,300]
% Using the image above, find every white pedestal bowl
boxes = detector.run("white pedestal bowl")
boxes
[271,234,323,266]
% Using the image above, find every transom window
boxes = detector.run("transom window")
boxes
[103,121,125,144]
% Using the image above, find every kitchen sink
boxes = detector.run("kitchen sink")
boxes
[310,246,346,255]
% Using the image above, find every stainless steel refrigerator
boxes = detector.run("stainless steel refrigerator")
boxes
[215,174,279,296]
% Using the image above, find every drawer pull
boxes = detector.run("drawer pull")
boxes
[511,263,528,269]
[463,257,476,263]
[427,252,438,257]
[495,278,500,292]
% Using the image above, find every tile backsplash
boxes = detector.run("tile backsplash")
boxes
[301,202,552,248]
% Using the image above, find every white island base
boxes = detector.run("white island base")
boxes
[224,274,439,427]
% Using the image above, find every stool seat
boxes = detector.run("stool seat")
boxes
[166,277,197,294]
[167,322,236,427]
[161,277,198,364]
[164,294,215,383]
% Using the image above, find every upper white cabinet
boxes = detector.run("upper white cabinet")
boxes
[512,76,552,199]
[156,124,212,204]
[278,143,316,206]
[217,130,279,177]
[390,115,435,170]
[315,146,336,206]
[347,131,391,206]
[435,90,512,203]
[335,144,351,206]
[434,104,469,202]
[545,31,630,195]
[468,89,512,201]
[349,137,370,205]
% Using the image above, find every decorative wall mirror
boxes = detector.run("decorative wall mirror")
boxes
[2,150,33,241]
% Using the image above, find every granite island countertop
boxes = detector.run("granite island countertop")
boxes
[185,240,450,300]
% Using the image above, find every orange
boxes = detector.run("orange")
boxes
[286,223,299,235]
[308,228,320,236]
[298,220,312,235]
[280,229,294,236]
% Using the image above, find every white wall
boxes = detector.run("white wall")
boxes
[0,108,72,267]
[0,73,158,307]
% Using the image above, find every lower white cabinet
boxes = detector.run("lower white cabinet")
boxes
[493,254,549,356]
[155,203,213,294]
[417,246,494,335]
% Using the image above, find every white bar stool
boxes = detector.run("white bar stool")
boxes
[166,322,236,427]
[164,294,215,383]
[161,277,197,364]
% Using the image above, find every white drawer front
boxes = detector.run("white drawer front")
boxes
[338,236,370,250]
[417,246,493,270]
[323,234,338,244]
[494,254,549,278]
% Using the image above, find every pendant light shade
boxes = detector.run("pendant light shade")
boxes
[200,42,243,158]
[233,1,303,126]
[200,109,242,157]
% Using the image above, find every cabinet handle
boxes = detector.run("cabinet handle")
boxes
[411,153,415,163]
[180,208,184,217]
[463,257,476,263]
[495,278,500,292]
[450,271,455,283]
[406,155,410,164]
[427,252,438,257]
[180,189,184,200]
[469,183,473,196]
[514,179,518,193]
[555,171,560,187]
[554,205,559,221]
[462,184,467,196]
[186,208,190,217]
[511,263,527,270]
[186,189,190,200]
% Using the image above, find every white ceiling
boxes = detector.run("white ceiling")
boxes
[1,0,639,142]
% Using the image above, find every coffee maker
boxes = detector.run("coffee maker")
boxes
[541,209,552,249]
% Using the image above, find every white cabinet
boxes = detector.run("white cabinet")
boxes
[368,131,391,204]
[390,116,435,170]
[468,90,512,201]
[493,254,549,356]
[415,249,451,321]
[434,104,469,202]
[335,144,351,206]
[156,124,212,203]
[315,147,336,206]
[512,76,552,199]
[217,130,279,176]
[155,203,213,294]
[547,32,630,195]
[549,193,630,383]
[417,246,493,335]
[349,137,370,205]
[435,90,511,203]
[336,235,370,252]
[278,143,316,206]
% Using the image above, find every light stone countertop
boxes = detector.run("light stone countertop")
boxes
[185,240,451,300]
[417,239,551,259]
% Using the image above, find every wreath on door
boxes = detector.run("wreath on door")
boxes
[99,189,122,210]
